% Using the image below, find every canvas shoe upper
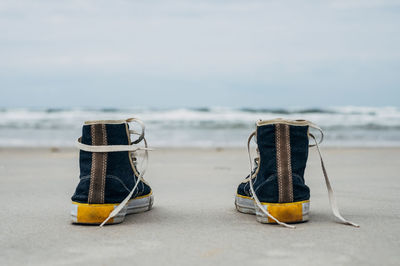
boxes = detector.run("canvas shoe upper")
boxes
[71,118,153,226]
[235,119,359,228]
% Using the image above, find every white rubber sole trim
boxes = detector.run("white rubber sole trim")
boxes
[127,194,154,214]
[235,195,256,215]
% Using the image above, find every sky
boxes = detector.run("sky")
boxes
[1,0,399,108]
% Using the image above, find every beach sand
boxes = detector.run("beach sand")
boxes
[0,147,399,265]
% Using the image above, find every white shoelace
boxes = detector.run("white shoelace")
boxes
[247,122,359,229]
[247,131,295,229]
[76,118,151,227]
[309,133,359,227]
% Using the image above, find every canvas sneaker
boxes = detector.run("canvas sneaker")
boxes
[235,119,358,228]
[71,118,153,226]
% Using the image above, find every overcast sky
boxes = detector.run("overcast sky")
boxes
[1,0,399,108]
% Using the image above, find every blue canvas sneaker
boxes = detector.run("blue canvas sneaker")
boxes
[235,119,359,228]
[71,118,153,226]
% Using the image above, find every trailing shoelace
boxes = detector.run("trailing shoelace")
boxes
[76,118,151,227]
[309,133,359,227]
[246,121,359,229]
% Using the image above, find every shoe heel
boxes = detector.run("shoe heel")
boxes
[255,200,310,224]
[71,202,127,225]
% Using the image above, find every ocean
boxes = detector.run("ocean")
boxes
[1,106,399,147]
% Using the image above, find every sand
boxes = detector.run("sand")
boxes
[0,147,399,265]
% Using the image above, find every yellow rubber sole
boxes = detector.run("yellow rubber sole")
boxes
[71,202,121,225]
[235,194,310,223]
[71,193,154,225]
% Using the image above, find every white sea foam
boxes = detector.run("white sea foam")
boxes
[0,106,399,147]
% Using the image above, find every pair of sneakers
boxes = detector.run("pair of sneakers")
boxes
[70,117,358,228]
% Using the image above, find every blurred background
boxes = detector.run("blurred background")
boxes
[1,0,399,147]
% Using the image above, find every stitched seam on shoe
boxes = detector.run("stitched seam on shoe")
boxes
[285,125,294,201]
[254,173,278,194]
[106,175,131,193]
[101,124,107,204]
[275,124,283,202]
[80,175,133,194]
[275,124,294,203]
[88,124,107,204]
[285,125,294,202]
[88,125,96,203]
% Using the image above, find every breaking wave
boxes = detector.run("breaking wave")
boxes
[0,106,400,147]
